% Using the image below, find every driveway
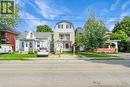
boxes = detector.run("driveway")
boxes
[0,54,130,87]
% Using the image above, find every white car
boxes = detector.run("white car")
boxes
[0,44,13,54]
[37,48,49,57]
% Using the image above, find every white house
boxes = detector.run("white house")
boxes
[15,31,52,53]
[54,20,75,51]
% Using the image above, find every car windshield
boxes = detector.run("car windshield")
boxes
[40,48,47,50]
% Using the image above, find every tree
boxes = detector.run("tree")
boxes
[36,25,52,32]
[75,32,84,51]
[110,30,128,41]
[113,16,130,36]
[110,31,128,52]
[0,0,20,27]
[75,34,84,47]
[83,15,107,49]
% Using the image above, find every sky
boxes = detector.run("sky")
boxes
[16,0,130,32]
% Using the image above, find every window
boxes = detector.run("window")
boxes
[26,43,28,47]
[59,34,64,40]
[29,42,32,48]
[66,34,70,41]
[70,24,72,28]
[66,24,69,29]
[61,24,63,29]
[58,24,60,28]
[65,43,69,48]
[37,45,40,47]
[22,42,24,47]
[37,42,40,47]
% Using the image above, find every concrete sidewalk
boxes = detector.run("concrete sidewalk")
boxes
[34,54,79,60]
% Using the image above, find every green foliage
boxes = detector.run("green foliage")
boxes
[36,25,52,32]
[83,15,107,49]
[0,0,20,27]
[110,30,128,41]
[28,50,34,54]
[112,16,130,36]
[0,53,37,60]
[75,33,84,46]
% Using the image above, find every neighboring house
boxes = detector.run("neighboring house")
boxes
[54,20,75,52]
[0,23,18,51]
[75,27,85,51]
[16,31,52,53]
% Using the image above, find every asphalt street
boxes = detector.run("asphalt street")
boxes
[0,56,130,87]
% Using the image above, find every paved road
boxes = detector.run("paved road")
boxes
[0,55,130,87]
[110,53,130,59]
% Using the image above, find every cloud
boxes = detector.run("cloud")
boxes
[33,0,71,20]
[110,0,120,11]
[20,11,46,30]
[16,0,28,8]
[121,1,130,10]
[120,9,130,19]
[106,18,118,31]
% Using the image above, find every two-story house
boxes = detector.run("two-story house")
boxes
[54,20,75,51]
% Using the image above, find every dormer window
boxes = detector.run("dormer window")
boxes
[70,24,72,28]
[61,24,63,29]
[66,24,69,29]
[58,24,60,28]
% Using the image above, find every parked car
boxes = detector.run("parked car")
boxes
[37,48,49,57]
[0,44,13,54]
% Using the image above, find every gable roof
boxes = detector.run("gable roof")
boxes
[17,31,52,40]
[34,32,52,39]
[0,23,19,35]
[75,27,83,33]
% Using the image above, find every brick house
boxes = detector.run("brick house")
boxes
[0,23,19,51]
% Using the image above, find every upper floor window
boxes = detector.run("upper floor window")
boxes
[70,24,72,28]
[58,24,60,28]
[66,34,70,41]
[59,34,64,40]
[61,24,63,29]
[66,24,69,29]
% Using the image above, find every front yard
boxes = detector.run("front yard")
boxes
[0,54,37,60]
[0,52,126,60]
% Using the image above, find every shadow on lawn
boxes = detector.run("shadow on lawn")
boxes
[77,52,130,68]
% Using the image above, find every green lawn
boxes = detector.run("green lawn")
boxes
[77,52,112,57]
[77,52,124,60]
[0,53,37,60]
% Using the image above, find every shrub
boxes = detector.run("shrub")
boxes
[28,50,34,54]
